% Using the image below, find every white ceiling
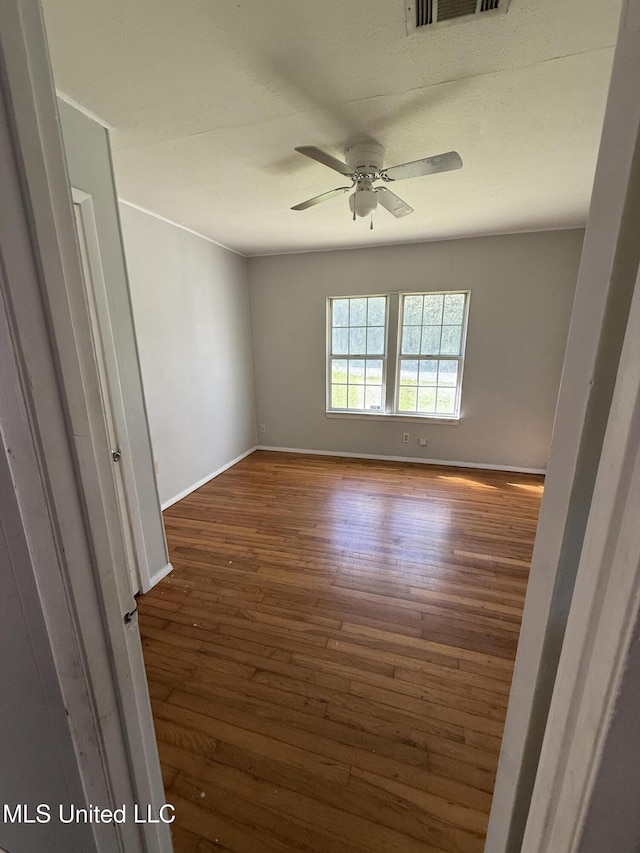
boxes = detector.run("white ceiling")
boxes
[42,0,622,256]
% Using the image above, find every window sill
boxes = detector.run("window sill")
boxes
[326,412,460,425]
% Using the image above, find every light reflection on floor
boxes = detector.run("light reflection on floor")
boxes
[327,486,453,570]
[438,474,498,490]
[508,482,545,495]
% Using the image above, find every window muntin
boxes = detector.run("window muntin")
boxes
[397,292,469,418]
[328,296,388,413]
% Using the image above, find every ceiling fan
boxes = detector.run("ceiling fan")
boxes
[291,141,463,228]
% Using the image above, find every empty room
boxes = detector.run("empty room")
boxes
[3,1,640,852]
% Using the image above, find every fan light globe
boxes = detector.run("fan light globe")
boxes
[349,187,378,218]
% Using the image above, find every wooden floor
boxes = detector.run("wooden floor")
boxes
[138,450,543,853]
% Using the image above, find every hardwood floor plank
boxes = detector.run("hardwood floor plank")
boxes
[323,637,513,695]
[154,696,351,784]
[339,622,515,669]
[168,792,290,853]
[176,760,447,853]
[348,680,505,737]
[138,451,541,851]
[162,684,495,813]
[154,717,219,759]
[160,661,331,718]
[170,825,206,853]
[173,773,353,853]
[289,650,497,717]
[323,699,499,773]
[208,742,461,852]
[349,767,488,836]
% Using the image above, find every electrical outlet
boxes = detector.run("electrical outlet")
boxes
[402,432,410,443]
[259,423,266,433]
[419,438,428,447]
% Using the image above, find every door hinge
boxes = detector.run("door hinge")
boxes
[123,606,137,624]
[112,447,122,462]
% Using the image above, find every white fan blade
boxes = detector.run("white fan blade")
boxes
[376,187,414,218]
[381,151,462,182]
[295,146,354,177]
[291,186,352,211]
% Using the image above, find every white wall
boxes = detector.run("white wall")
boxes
[248,230,584,471]
[120,204,257,507]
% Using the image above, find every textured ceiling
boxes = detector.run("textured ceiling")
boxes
[42,0,622,255]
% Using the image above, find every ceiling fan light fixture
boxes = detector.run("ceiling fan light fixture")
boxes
[349,186,378,219]
[291,141,462,223]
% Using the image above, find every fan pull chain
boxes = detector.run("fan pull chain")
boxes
[370,213,374,231]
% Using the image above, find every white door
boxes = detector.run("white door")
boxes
[73,192,140,595]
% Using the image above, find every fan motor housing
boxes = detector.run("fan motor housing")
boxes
[345,142,385,177]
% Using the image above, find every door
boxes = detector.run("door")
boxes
[73,189,140,596]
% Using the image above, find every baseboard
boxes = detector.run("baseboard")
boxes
[161,446,258,510]
[147,561,174,591]
[256,445,546,475]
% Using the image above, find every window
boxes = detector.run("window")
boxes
[397,292,468,418]
[327,291,469,420]
[328,296,387,413]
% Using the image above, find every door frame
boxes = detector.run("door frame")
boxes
[72,186,149,595]
[522,249,640,852]
[486,1,640,848]
[0,2,172,852]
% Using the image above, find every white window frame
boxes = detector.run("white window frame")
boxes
[326,294,390,415]
[326,290,470,422]
[395,290,470,420]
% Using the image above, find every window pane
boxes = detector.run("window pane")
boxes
[438,360,458,387]
[329,294,389,415]
[403,295,423,325]
[331,359,348,384]
[421,326,441,354]
[332,299,349,327]
[367,297,386,326]
[441,325,462,355]
[400,360,419,386]
[366,360,383,385]
[419,360,438,386]
[332,327,348,354]
[436,387,456,414]
[417,387,437,413]
[348,360,365,384]
[402,326,421,354]
[365,386,382,410]
[349,326,366,354]
[367,326,385,354]
[393,292,467,418]
[423,294,444,325]
[331,385,347,408]
[349,298,367,327]
[443,293,465,325]
[398,386,417,412]
[348,385,364,409]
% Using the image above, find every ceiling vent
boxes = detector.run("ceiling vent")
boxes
[406,0,509,32]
